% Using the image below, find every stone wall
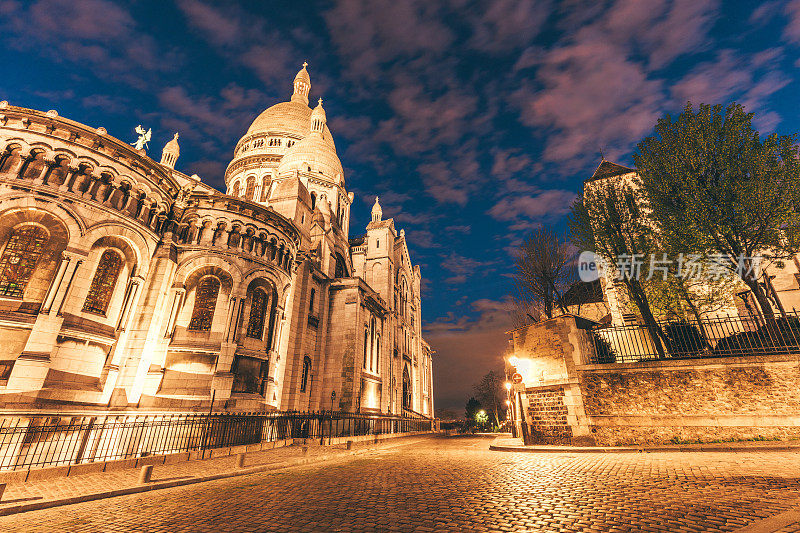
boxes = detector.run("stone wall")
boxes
[510,315,800,446]
[525,386,572,443]
[581,355,800,445]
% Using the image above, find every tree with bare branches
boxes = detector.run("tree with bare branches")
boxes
[511,227,576,322]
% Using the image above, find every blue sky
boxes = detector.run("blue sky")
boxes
[2,0,800,410]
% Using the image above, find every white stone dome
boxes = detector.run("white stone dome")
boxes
[276,99,344,186]
[276,131,344,185]
[245,101,335,150]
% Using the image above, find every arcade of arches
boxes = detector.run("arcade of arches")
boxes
[0,64,433,417]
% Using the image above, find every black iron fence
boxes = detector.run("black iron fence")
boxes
[0,410,434,471]
[588,311,800,363]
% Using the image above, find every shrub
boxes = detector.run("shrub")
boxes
[663,322,706,356]
[591,334,617,363]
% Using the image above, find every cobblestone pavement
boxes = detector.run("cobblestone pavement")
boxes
[2,435,800,532]
[0,438,366,505]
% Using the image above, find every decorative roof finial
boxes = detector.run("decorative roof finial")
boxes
[292,62,311,105]
[371,195,382,222]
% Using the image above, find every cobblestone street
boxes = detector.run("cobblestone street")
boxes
[3,435,800,532]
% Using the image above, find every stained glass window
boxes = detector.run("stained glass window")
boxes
[82,249,123,315]
[0,225,48,298]
[300,356,311,392]
[246,288,267,339]
[188,276,220,331]
[231,181,240,197]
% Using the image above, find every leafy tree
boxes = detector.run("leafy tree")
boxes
[464,397,482,428]
[643,258,739,326]
[474,370,505,427]
[512,227,576,322]
[635,102,800,320]
[569,179,668,356]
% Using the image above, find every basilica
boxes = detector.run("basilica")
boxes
[0,64,434,416]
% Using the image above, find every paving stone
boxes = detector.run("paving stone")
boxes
[0,436,800,531]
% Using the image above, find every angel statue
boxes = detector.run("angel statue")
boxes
[131,125,151,150]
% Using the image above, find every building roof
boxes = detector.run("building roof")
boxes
[562,279,605,307]
[586,160,635,182]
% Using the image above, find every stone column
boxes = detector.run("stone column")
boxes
[40,253,72,315]
[162,286,185,338]
[53,255,84,316]
[35,158,54,185]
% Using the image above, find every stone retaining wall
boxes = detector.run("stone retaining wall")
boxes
[510,315,800,446]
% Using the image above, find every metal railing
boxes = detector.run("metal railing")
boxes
[588,311,800,363]
[0,410,434,471]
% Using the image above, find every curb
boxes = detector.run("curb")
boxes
[489,443,800,453]
[0,435,432,517]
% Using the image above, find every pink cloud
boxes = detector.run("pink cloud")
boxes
[489,189,576,222]
[671,49,790,129]
[785,0,800,43]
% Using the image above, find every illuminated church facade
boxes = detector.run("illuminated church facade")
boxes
[0,64,434,416]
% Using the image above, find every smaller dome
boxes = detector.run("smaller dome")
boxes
[163,132,180,155]
[371,196,382,221]
[276,134,344,185]
[276,98,344,185]
[160,132,180,168]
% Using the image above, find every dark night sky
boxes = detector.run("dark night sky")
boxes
[2,0,799,411]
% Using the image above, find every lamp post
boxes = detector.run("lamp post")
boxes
[504,381,515,437]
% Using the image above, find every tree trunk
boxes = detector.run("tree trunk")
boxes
[625,279,667,358]
[677,283,711,351]
[744,278,776,321]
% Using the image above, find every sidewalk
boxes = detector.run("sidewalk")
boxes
[0,433,434,516]
[489,436,800,453]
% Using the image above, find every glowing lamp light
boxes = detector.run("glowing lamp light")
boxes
[509,356,519,366]
[504,382,512,391]
[505,400,511,406]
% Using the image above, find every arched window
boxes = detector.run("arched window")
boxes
[261,178,270,202]
[402,366,412,410]
[245,176,256,200]
[82,249,123,315]
[308,288,315,313]
[21,150,47,180]
[246,287,267,339]
[374,333,380,373]
[363,327,370,369]
[0,225,49,298]
[47,156,69,186]
[300,356,311,392]
[335,253,348,278]
[0,146,22,174]
[231,181,240,197]
[188,276,220,331]
[310,192,316,210]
